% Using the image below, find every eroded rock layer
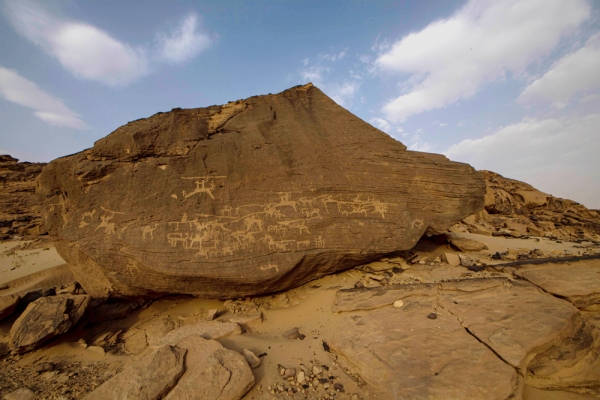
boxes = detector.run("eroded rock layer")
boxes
[37,84,484,299]
[0,155,46,239]
[455,170,600,241]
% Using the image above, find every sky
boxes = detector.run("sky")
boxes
[0,0,599,209]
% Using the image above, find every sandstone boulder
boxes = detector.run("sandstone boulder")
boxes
[38,84,484,299]
[163,335,254,400]
[10,294,90,353]
[84,344,186,400]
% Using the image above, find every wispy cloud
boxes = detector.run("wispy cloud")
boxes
[444,113,600,208]
[519,32,600,108]
[299,50,361,107]
[0,66,88,129]
[3,0,213,87]
[375,0,591,122]
[155,13,213,65]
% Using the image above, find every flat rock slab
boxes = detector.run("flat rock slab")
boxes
[333,283,438,313]
[122,316,176,355]
[331,295,519,399]
[516,259,600,308]
[158,321,242,346]
[164,335,254,400]
[439,279,579,370]
[10,294,90,353]
[38,83,484,299]
[331,278,586,397]
[84,344,186,400]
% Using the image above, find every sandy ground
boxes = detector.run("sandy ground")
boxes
[1,234,599,399]
[0,240,65,287]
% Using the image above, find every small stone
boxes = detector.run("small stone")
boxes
[205,309,219,321]
[297,371,306,383]
[87,346,105,356]
[35,362,54,373]
[242,348,261,369]
[427,312,437,320]
[283,327,305,340]
[393,300,404,308]
[334,382,345,392]
[78,338,88,349]
[312,365,323,375]
[283,368,296,378]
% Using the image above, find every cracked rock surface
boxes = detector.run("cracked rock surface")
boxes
[331,260,600,399]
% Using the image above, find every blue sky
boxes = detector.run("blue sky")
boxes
[1,0,599,208]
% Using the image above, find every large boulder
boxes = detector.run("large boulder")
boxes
[10,294,90,353]
[37,83,484,299]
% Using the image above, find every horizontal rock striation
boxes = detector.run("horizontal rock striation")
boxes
[0,155,47,239]
[37,83,484,299]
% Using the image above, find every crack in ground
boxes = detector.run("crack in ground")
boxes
[438,301,520,376]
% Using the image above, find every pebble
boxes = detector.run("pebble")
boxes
[283,327,306,340]
[297,371,306,383]
[242,349,261,368]
[87,346,105,356]
[312,365,323,375]
[283,368,296,378]
[205,309,219,321]
[427,312,437,320]
[393,300,404,308]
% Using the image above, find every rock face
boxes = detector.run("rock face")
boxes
[0,155,46,239]
[38,83,484,299]
[454,170,600,240]
[10,294,90,353]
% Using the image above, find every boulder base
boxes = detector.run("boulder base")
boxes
[38,83,484,299]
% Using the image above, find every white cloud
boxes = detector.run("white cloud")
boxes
[328,81,361,108]
[519,32,600,107]
[299,51,362,108]
[410,141,431,152]
[369,117,391,132]
[376,0,590,122]
[0,66,88,129]
[156,13,213,65]
[444,114,600,208]
[3,1,212,87]
[580,94,600,103]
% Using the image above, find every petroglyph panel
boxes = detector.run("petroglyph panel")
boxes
[162,191,396,259]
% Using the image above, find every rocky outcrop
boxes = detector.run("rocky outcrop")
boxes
[0,155,46,240]
[454,171,600,241]
[10,294,90,353]
[37,83,484,299]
